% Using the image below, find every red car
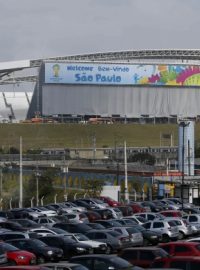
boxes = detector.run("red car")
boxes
[152,256,200,269]
[127,202,146,213]
[119,247,169,268]
[159,241,200,257]
[99,196,121,207]
[159,210,182,218]
[0,242,36,265]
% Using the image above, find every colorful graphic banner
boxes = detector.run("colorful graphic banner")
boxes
[45,62,200,87]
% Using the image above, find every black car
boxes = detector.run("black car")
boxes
[10,219,40,229]
[93,220,122,228]
[53,223,92,234]
[69,254,140,270]
[87,223,105,230]
[85,230,122,253]
[72,200,99,211]
[131,224,162,245]
[0,221,26,232]
[6,238,63,263]
[38,235,93,259]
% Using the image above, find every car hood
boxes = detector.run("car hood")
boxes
[79,240,106,247]
[7,250,35,257]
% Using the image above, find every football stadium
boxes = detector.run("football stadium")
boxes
[1,49,200,122]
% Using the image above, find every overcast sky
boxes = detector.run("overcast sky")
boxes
[0,0,200,62]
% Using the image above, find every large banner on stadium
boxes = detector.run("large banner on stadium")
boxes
[45,62,200,87]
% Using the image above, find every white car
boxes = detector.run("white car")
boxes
[30,207,57,217]
[65,233,108,254]
[29,227,69,237]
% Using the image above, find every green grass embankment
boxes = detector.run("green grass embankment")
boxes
[0,122,199,151]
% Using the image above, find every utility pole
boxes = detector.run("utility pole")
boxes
[19,136,23,208]
[124,141,129,202]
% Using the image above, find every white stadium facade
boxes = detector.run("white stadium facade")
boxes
[1,49,200,122]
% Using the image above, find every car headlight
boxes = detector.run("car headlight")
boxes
[17,255,27,260]
[76,247,85,251]
[150,236,158,239]
[47,250,53,255]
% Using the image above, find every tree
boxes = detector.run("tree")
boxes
[83,179,105,197]
[24,168,56,206]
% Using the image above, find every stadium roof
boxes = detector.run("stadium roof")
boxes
[2,49,200,85]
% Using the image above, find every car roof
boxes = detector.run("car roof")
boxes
[160,241,200,246]
[71,254,117,259]
[123,247,163,251]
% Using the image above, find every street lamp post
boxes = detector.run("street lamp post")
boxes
[179,121,190,210]
[35,167,41,206]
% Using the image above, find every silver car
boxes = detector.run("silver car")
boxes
[142,220,179,242]
[112,226,143,247]
[164,217,193,239]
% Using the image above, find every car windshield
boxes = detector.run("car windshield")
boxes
[75,233,89,241]
[136,216,148,223]
[92,199,104,204]
[72,266,89,270]
[0,243,18,252]
[64,235,78,242]
[31,239,48,247]
[88,223,105,230]
[51,227,67,234]
[107,231,121,237]
[168,220,177,227]
[110,256,132,268]
[129,226,144,232]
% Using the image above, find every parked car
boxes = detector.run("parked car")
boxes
[85,230,123,253]
[98,196,121,207]
[79,198,108,209]
[159,241,200,257]
[116,206,133,216]
[87,223,105,230]
[134,212,164,221]
[64,233,108,254]
[130,225,162,246]
[112,226,143,247]
[93,209,113,220]
[72,201,99,211]
[0,232,37,241]
[6,238,63,264]
[69,254,141,270]
[93,220,122,228]
[29,227,69,237]
[29,207,57,217]
[152,255,200,269]
[142,220,179,242]
[10,208,45,220]
[119,247,169,268]
[34,217,58,226]
[159,210,182,218]
[127,202,146,213]
[163,217,193,239]
[83,211,101,223]
[0,221,26,232]
[61,201,86,212]
[124,216,148,225]
[62,213,89,224]
[0,267,51,270]
[111,219,135,227]
[53,223,92,234]
[10,219,40,229]
[182,214,200,233]
[0,242,36,266]
[39,262,89,270]
[137,201,163,212]
[38,235,93,259]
